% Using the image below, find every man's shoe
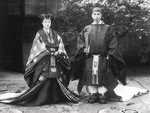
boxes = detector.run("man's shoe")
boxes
[88,94,97,103]
[99,94,107,104]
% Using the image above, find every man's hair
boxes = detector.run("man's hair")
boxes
[92,7,101,13]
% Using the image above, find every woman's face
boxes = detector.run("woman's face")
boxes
[42,18,51,29]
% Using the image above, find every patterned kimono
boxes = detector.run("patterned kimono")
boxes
[0,28,80,106]
[73,24,126,93]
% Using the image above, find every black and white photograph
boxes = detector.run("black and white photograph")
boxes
[0,0,150,113]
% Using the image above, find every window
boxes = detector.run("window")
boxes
[7,0,61,16]
[8,0,21,15]
[25,0,61,16]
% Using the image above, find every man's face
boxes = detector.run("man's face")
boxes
[42,18,51,29]
[92,12,102,21]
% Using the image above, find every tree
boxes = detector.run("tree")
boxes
[53,0,150,63]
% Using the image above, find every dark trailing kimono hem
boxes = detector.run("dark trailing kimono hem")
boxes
[0,78,80,106]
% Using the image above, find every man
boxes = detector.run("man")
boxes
[73,7,126,104]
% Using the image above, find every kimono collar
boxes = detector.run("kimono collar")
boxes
[43,28,50,33]
[92,21,104,25]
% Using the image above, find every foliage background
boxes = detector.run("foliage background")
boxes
[53,0,150,64]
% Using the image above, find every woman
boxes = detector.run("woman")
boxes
[0,13,80,106]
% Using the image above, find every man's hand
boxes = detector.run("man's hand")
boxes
[84,48,89,55]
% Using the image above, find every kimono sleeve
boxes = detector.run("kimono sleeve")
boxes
[57,34,68,56]
[76,28,86,52]
[107,26,127,85]
[25,32,47,72]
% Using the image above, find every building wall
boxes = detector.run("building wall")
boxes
[0,0,61,71]
[0,1,12,70]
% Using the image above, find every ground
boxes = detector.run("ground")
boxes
[0,66,150,113]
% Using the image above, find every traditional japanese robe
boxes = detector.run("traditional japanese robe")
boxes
[73,23,127,93]
[0,28,80,106]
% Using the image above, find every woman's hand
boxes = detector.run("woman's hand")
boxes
[54,51,59,56]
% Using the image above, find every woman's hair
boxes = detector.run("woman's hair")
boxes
[38,13,54,23]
